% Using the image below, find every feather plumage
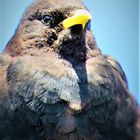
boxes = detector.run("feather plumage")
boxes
[0,0,139,140]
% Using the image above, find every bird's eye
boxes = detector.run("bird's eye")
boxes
[42,15,52,25]
[86,20,91,30]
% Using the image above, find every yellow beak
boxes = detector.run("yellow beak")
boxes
[63,9,92,29]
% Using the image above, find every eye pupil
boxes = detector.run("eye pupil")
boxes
[42,15,52,25]
[86,20,91,30]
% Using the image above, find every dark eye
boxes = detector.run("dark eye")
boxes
[86,20,91,30]
[42,15,52,25]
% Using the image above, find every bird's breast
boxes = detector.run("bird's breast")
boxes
[8,55,115,111]
[7,55,118,139]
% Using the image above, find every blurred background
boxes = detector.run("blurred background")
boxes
[0,0,139,103]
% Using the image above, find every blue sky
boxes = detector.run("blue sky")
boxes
[0,0,139,103]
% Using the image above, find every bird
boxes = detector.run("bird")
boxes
[0,0,139,140]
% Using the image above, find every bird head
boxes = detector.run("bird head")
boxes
[5,0,100,61]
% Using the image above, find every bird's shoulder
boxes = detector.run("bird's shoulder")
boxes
[103,54,128,84]
[0,54,12,99]
[0,54,56,140]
